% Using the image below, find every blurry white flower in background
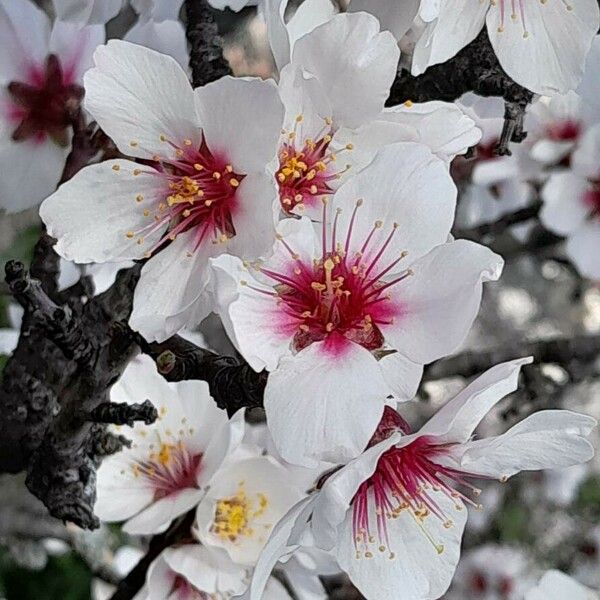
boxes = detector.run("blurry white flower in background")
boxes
[0,0,104,213]
[527,570,599,600]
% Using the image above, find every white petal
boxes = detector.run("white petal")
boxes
[52,0,123,25]
[572,122,600,179]
[265,336,389,466]
[49,21,105,83]
[264,0,290,72]
[198,409,246,487]
[0,133,67,213]
[286,0,337,58]
[124,19,189,71]
[566,219,600,280]
[40,159,166,263]
[130,0,185,22]
[194,76,284,173]
[291,13,399,129]
[486,0,600,95]
[162,544,247,596]
[420,357,532,443]
[85,40,199,160]
[0,0,50,83]
[336,489,467,600]
[348,0,420,40]
[530,139,575,164]
[95,455,155,522]
[129,229,217,342]
[224,172,278,260]
[239,496,317,600]
[0,329,18,354]
[540,172,591,235]
[456,410,596,479]
[332,142,456,266]
[381,240,503,364]
[381,101,482,162]
[527,570,598,600]
[378,351,423,402]
[124,488,205,535]
[412,0,487,76]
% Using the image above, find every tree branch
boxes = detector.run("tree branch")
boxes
[388,31,534,155]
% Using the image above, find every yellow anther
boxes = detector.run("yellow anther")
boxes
[184,139,192,146]
[112,164,120,171]
[136,194,144,202]
[126,231,134,239]
[229,178,240,188]
[404,100,414,108]
[194,163,204,171]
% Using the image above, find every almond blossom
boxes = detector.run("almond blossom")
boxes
[194,455,305,566]
[95,355,245,535]
[212,141,502,466]
[244,358,596,600]
[541,124,600,279]
[0,0,104,212]
[412,0,600,95]
[40,40,284,342]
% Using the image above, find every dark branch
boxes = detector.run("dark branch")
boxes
[388,30,534,155]
[185,0,232,88]
[423,334,600,382]
[137,334,266,416]
[452,201,542,242]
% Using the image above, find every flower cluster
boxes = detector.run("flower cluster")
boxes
[3,0,599,599]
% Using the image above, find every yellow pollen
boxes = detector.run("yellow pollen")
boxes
[133,169,142,176]
[157,443,173,466]
[213,172,221,180]
[112,164,120,171]
[136,194,144,202]
[194,163,204,171]
[225,165,233,173]
[211,485,269,543]
[229,178,240,187]
[184,139,192,146]
[160,134,167,142]
[404,100,414,108]
[126,231,134,239]
[129,141,138,147]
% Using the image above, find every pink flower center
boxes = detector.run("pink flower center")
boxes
[583,181,600,216]
[124,136,244,255]
[351,408,482,559]
[275,116,352,214]
[248,200,410,353]
[131,441,202,500]
[6,54,83,146]
[547,119,581,143]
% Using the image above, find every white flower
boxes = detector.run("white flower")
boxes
[212,141,502,466]
[449,544,533,599]
[40,40,284,342]
[0,0,104,212]
[347,0,421,41]
[194,455,305,566]
[130,0,185,22]
[243,358,596,600]
[526,570,599,600]
[412,0,600,96]
[273,13,400,217]
[95,355,245,535]
[541,123,600,279]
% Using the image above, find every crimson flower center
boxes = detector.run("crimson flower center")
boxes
[7,54,83,146]
[547,119,581,143]
[583,180,600,217]
[172,575,212,600]
[249,201,411,353]
[351,407,483,560]
[132,441,202,501]
[275,115,352,214]
[124,136,244,255]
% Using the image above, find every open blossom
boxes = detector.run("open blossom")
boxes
[51,0,124,24]
[40,40,284,342]
[244,358,596,600]
[213,141,502,466]
[273,13,399,216]
[95,355,245,535]
[194,455,305,566]
[273,13,479,218]
[541,124,600,279]
[412,0,600,95]
[0,0,104,212]
[526,570,599,600]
